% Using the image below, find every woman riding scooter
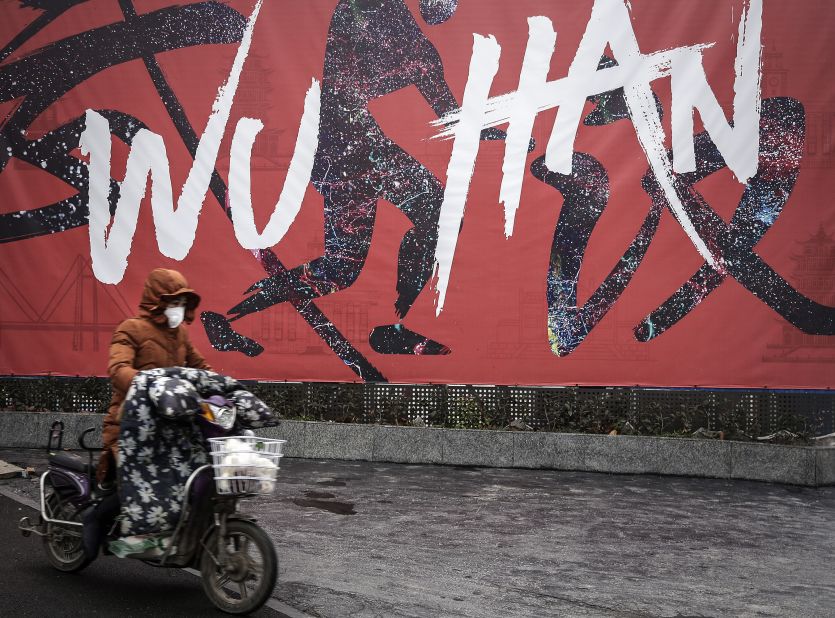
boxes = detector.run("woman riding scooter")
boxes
[24,367,282,614]
[83,268,212,559]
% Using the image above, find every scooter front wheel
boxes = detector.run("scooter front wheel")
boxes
[42,492,92,573]
[200,519,278,615]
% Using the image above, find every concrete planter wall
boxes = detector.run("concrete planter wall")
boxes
[1,411,832,487]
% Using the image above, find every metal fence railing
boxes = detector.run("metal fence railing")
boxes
[1,377,832,439]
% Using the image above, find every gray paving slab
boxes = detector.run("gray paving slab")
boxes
[261,420,307,459]
[584,434,659,474]
[440,428,514,467]
[0,460,23,479]
[512,431,591,470]
[0,411,102,449]
[373,425,443,464]
[303,422,374,461]
[653,436,732,479]
[731,442,817,486]
[817,447,835,485]
[2,412,832,486]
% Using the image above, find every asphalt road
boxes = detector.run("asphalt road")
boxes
[0,493,283,617]
[2,449,834,617]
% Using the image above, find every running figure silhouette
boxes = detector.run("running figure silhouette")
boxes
[206,0,518,357]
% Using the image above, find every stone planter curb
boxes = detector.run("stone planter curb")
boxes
[1,412,831,486]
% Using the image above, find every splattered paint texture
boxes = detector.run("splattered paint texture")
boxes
[0,0,833,387]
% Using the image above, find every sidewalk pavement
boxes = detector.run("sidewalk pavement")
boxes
[1,448,834,617]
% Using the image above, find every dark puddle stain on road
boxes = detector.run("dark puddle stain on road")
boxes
[292,490,356,515]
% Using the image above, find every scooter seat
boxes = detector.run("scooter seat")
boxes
[49,451,92,474]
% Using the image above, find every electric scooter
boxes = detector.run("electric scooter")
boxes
[19,405,285,616]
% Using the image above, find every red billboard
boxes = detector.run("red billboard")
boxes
[1,0,833,387]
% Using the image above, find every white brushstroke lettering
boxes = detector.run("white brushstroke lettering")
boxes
[499,17,556,237]
[431,0,762,312]
[671,0,762,179]
[434,34,501,316]
[81,0,264,283]
[228,79,321,249]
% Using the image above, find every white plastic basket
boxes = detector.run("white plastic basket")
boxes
[208,436,286,495]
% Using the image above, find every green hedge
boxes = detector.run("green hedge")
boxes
[1,377,830,443]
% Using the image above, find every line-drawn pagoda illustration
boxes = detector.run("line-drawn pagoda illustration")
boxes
[764,226,835,363]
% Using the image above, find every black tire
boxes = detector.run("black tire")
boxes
[200,520,278,615]
[42,492,93,573]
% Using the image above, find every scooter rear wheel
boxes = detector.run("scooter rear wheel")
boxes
[42,492,92,573]
[200,519,278,615]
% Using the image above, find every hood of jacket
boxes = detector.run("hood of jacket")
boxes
[138,268,201,326]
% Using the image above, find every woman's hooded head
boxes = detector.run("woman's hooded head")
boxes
[138,268,201,326]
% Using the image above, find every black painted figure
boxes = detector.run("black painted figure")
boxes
[4,2,830,375]
[536,93,833,358]
[217,0,503,356]
[0,1,247,243]
[0,1,386,379]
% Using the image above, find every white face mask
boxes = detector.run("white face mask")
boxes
[164,305,186,328]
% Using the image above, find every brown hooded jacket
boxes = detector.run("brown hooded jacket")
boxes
[98,268,211,482]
